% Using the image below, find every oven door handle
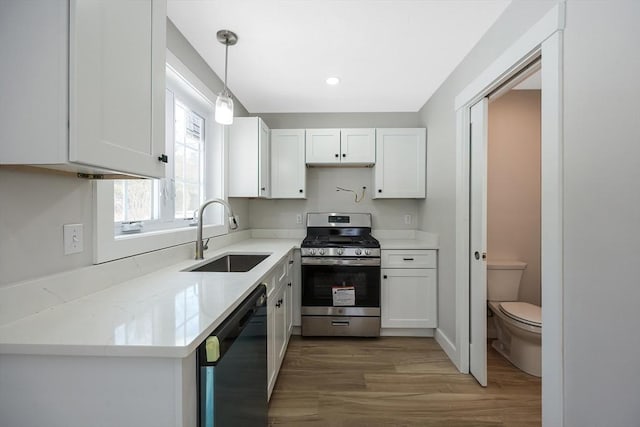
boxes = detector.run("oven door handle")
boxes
[301,257,381,266]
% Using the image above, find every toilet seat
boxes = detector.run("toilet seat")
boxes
[499,302,541,327]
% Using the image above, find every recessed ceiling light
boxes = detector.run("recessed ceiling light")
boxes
[326,77,340,85]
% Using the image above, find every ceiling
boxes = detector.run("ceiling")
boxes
[167,0,511,113]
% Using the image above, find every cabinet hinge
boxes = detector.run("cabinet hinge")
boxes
[77,173,105,179]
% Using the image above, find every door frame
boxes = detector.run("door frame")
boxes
[453,4,565,426]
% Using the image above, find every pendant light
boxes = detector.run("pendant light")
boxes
[215,30,238,125]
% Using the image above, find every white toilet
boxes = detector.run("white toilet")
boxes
[487,260,542,377]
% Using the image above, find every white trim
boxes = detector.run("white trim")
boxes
[455,107,471,374]
[453,4,565,426]
[435,329,458,369]
[94,181,227,263]
[540,31,564,427]
[455,4,566,111]
[380,328,434,337]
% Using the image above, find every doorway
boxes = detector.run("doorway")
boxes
[470,68,542,386]
[453,4,565,425]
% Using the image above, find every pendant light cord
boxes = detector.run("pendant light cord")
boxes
[223,40,229,95]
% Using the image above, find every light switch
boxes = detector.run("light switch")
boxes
[63,224,84,255]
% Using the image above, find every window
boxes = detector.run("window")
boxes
[94,50,227,263]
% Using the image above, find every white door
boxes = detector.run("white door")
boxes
[469,98,488,386]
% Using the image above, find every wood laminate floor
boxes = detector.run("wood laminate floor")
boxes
[268,336,541,427]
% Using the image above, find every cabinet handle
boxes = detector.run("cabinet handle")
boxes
[299,189,303,193]
[383,275,388,279]
[378,189,382,193]
[342,153,346,157]
[261,187,266,191]
[275,301,281,308]
[289,260,294,264]
[335,153,339,158]
[157,154,168,163]
[403,258,414,261]
[288,282,292,287]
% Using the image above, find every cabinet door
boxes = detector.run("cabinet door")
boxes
[276,285,288,362]
[258,118,271,198]
[305,129,341,164]
[341,128,375,164]
[291,249,302,327]
[69,0,166,178]
[228,117,260,197]
[374,128,426,198]
[381,268,437,328]
[267,288,277,398]
[271,130,306,198]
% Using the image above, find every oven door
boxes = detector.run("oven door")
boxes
[301,257,380,310]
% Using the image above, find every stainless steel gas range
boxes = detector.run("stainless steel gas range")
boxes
[300,213,381,337]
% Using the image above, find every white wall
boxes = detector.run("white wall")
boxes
[416,0,556,347]
[488,90,541,306]
[0,19,250,287]
[562,1,640,425]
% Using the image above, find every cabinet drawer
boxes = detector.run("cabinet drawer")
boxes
[381,250,436,268]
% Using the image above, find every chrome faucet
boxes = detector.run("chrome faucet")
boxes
[195,198,238,259]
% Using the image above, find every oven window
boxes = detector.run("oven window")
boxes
[301,264,380,307]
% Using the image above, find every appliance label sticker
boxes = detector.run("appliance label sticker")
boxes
[332,286,355,306]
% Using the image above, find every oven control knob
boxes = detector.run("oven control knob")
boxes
[319,248,325,255]
[365,249,371,255]
[309,248,316,255]
[355,248,362,256]
[337,248,344,255]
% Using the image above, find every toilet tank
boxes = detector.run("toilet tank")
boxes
[487,260,527,301]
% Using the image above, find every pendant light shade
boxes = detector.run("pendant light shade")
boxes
[215,30,238,125]
[215,93,234,125]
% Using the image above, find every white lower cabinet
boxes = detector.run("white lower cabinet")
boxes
[267,249,296,399]
[381,250,437,330]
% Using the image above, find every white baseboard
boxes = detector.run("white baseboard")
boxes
[435,328,460,371]
[380,328,434,337]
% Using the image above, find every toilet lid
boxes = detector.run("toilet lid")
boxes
[499,302,541,327]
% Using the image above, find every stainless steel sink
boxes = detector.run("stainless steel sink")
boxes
[186,254,269,272]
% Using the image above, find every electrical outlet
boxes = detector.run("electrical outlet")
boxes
[404,214,412,225]
[63,224,84,255]
[296,214,303,224]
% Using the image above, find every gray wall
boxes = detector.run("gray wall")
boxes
[259,112,420,129]
[250,112,422,229]
[416,0,556,348]
[562,1,640,425]
[0,20,250,287]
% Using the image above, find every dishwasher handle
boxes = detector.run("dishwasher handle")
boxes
[198,284,266,366]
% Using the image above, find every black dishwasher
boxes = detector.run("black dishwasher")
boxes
[197,285,267,427]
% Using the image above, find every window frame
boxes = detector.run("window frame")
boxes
[94,50,229,264]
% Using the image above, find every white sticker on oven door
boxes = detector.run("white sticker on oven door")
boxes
[332,286,355,306]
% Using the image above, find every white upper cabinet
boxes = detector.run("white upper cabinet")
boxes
[305,129,341,164]
[228,117,271,198]
[271,130,306,199]
[373,128,426,198]
[305,128,375,165]
[340,128,376,164]
[0,0,167,179]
